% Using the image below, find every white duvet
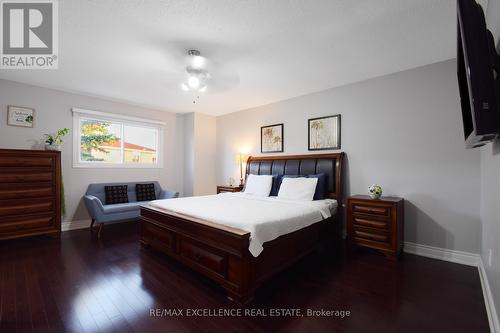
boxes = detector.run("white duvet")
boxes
[148,193,337,257]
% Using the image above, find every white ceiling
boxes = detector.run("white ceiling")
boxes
[0,0,489,115]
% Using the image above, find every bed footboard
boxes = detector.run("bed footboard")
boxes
[140,206,335,304]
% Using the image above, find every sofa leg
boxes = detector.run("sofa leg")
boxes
[97,223,104,239]
[89,219,102,239]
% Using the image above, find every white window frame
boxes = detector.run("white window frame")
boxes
[72,108,165,169]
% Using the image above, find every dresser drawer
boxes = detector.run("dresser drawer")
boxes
[352,216,389,230]
[179,239,227,277]
[0,214,55,233]
[352,203,391,217]
[141,221,175,254]
[0,198,55,217]
[0,156,54,167]
[0,183,53,200]
[0,171,53,183]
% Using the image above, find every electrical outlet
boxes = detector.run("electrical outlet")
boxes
[488,249,493,267]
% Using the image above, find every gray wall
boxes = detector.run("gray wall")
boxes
[0,79,184,227]
[481,0,500,323]
[217,59,481,253]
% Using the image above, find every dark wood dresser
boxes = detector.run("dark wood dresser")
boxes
[0,149,61,240]
[347,195,404,260]
[216,185,243,194]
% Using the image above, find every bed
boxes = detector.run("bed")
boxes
[140,153,345,303]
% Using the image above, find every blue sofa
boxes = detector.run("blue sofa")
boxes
[83,181,179,236]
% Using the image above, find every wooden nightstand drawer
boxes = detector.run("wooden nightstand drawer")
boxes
[354,230,390,243]
[352,216,389,230]
[347,195,404,260]
[352,203,391,217]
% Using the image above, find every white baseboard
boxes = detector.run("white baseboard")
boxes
[61,219,91,231]
[62,218,135,231]
[478,258,500,333]
[404,242,498,333]
[404,241,480,266]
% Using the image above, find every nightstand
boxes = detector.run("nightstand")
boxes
[347,195,404,260]
[217,185,243,194]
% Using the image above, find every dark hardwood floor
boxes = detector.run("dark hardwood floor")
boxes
[0,221,489,333]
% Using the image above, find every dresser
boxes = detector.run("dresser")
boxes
[216,185,243,194]
[347,195,404,260]
[0,149,61,240]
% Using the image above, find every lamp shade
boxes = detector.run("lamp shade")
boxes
[235,153,249,163]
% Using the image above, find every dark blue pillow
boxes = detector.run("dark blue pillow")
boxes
[270,174,284,196]
[308,173,327,200]
[271,173,327,200]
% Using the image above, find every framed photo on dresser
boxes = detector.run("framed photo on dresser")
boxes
[308,114,341,150]
[261,123,284,153]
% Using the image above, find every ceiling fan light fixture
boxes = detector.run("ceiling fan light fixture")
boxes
[188,76,200,88]
[187,50,206,69]
[199,85,207,93]
[181,83,189,91]
[191,55,205,69]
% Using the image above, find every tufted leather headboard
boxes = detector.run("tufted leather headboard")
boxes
[245,153,345,203]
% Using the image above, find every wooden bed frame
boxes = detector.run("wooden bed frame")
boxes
[140,153,345,304]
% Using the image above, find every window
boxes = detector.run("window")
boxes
[72,108,164,168]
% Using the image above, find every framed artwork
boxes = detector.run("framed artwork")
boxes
[261,123,284,153]
[7,105,35,128]
[308,114,341,150]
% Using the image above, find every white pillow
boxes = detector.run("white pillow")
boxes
[244,174,273,197]
[277,177,318,201]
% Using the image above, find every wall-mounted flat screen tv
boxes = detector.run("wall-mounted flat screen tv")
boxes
[457,0,500,148]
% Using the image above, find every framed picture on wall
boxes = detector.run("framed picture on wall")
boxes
[308,114,341,150]
[261,123,284,153]
[7,105,35,128]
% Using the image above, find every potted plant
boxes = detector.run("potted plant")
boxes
[44,128,70,151]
